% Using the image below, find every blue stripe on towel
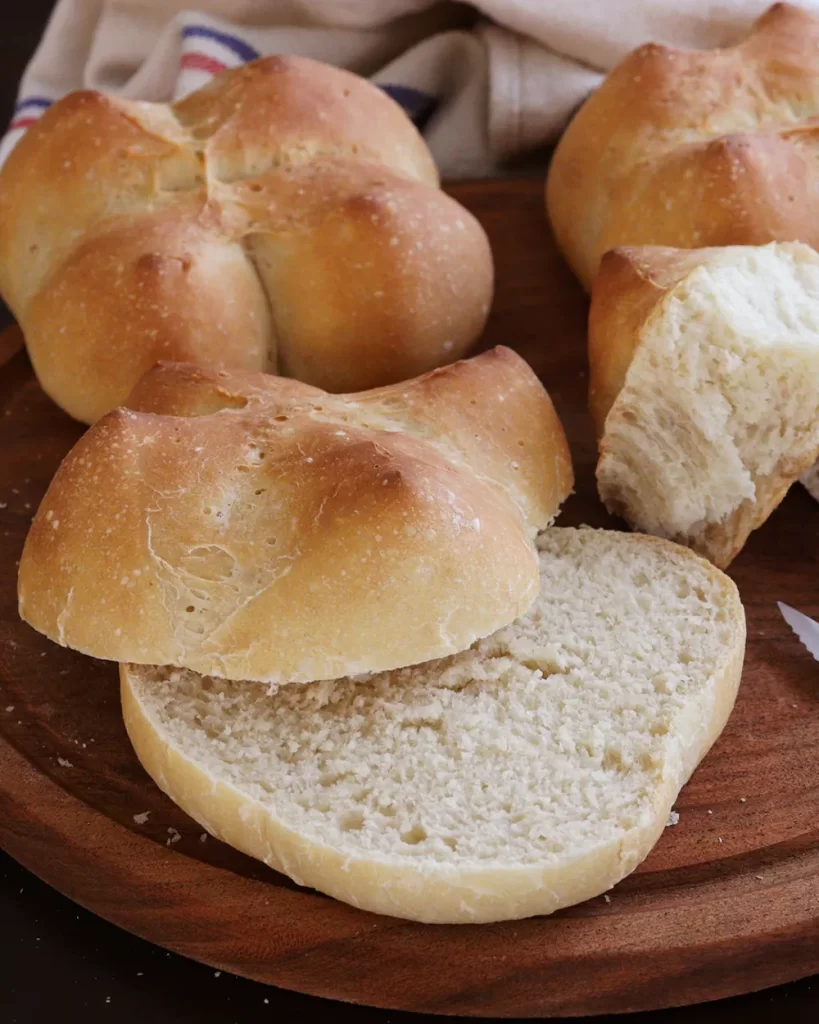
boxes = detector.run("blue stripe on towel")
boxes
[182,25,260,63]
[379,84,437,127]
[14,96,53,114]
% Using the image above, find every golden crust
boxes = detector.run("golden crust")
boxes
[0,56,492,423]
[546,3,819,290]
[18,348,573,683]
[588,245,724,434]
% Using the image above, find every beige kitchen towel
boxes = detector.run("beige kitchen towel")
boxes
[3,1,817,177]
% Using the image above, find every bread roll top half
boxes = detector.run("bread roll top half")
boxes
[19,347,573,683]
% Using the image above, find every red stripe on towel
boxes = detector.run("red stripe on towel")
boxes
[8,117,39,132]
[180,52,228,76]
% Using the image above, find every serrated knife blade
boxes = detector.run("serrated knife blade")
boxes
[777,602,819,661]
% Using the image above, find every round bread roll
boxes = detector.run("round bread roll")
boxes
[18,347,572,684]
[0,56,493,424]
[121,528,745,924]
[546,3,819,291]
[590,241,819,568]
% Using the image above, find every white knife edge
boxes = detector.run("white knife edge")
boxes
[777,602,819,661]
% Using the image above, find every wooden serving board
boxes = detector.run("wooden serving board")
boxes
[1,179,818,1018]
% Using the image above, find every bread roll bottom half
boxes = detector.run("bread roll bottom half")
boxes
[122,528,745,924]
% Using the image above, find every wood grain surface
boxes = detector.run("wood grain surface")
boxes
[1,179,818,1018]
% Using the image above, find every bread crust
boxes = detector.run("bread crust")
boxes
[590,243,819,567]
[0,56,493,423]
[120,531,745,924]
[18,347,573,683]
[546,3,819,290]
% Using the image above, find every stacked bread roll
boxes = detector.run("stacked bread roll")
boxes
[548,2,819,559]
[18,350,746,923]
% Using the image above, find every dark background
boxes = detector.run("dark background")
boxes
[1,3,817,1022]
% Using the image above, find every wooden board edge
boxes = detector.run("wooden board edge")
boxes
[3,728,819,1017]
[0,323,23,369]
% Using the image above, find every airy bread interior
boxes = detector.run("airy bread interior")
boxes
[122,528,745,924]
[598,245,819,564]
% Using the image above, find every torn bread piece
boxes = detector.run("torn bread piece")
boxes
[591,242,819,567]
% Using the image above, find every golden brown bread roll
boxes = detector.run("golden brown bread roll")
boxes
[18,347,573,683]
[0,56,493,424]
[546,3,819,291]
[590,242,819,567]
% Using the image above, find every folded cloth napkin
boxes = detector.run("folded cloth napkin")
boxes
[3,1,818,177]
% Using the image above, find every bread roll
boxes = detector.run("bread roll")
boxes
[590,242,819,567]
[121,528,745,924]
[546,3,819,291]
[0,56,493,424]
[18,348,572,683]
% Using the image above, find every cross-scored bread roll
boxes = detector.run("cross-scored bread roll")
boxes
[590,242,819,568]
[546,3,819,292]
[0,56,493,424]
[18,347,573,684]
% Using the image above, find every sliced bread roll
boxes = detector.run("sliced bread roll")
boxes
[121,528,745,925]
[590,242,819,568]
